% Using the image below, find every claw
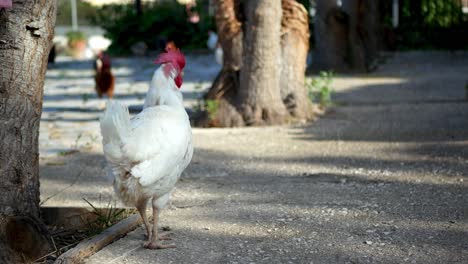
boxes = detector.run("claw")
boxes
[143,241,176,249]
[158,231,173,241]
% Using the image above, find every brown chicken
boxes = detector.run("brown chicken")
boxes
[165,41,178,52]
[94,52,115,98]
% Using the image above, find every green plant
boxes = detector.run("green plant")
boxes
[306,71,334,107]
[380,0,468,50]
[82,198,135,236]
[192,82,214,113]
[58,71,67,78]
[66,31,86,43]
[81,93,89,104]
[205,99,219,120]
[194,82,203,91]
[57,149,79,156]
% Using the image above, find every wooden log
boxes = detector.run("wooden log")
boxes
[54,214,142,264]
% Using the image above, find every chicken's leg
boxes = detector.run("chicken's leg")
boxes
[143,196,176,249]
[136,198,151,240]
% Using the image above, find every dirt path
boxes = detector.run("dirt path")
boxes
[40,51,468,263]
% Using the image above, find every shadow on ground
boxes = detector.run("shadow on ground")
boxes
[41,144,468,263]
[40,51,468,264]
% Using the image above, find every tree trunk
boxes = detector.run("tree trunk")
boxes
[203,0,244,127]
[0,1,56,262]
[200,0,311,127]
[342,0,380,71]
[239,0,287,125]
[313,0,351,71]
[312,0,380,72]
[280,0,313,119]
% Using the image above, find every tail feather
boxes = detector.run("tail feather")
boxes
[100,100,131,163]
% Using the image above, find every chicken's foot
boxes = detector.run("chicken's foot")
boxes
[143,199,176,249]
[158,231,173,241]
[136,198,151,239]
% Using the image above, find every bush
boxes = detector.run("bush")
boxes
[381,0,468,50]
[91,1,215,55]
[306,71,334,108]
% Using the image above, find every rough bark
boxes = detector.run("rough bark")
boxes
[0,1,56,262]
[215,0,242,70]
[200,0,311,127]
[342,0,380,71]
[313,0,351,71]
[203,0,244,127]
[312,0,380,72]
[239,0,287,125]
[280,0,314,120]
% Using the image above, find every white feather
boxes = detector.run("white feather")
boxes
[100,64,193,206]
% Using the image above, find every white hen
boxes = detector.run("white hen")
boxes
[100,50,193,249]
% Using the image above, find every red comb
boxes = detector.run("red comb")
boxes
[154,50,186,70]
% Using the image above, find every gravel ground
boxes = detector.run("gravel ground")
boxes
[39,51,468,264]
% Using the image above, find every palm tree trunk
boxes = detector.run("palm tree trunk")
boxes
[199,0,311,127]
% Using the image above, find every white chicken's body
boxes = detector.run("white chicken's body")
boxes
[100,58,192,248]
[106,105,192,206]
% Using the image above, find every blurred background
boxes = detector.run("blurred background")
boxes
[36,3,468,261]
[53,0,468,60]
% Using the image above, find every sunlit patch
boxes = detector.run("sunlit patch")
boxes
[322,76,409,92]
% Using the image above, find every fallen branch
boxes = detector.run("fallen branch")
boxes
[54,214,142,264]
